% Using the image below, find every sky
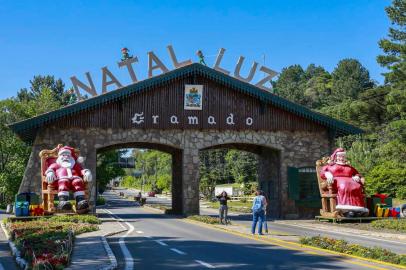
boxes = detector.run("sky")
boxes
[0,0,392,99]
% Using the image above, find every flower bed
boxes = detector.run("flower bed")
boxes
[5,215,99,269]
[299,236,406,266]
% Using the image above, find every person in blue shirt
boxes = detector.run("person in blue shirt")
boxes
[251,190,267,235]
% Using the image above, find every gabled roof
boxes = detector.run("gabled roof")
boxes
[9,63,363,144]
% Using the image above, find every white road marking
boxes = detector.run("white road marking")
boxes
[155,240,168,246]
[195,260,215,268]
[102,209,134,270]
[0,262,5,270]
[170,248,186,255]
[136,230,144,234]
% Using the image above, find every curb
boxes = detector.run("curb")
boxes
[0,222,28,270]
[98,236,117,270]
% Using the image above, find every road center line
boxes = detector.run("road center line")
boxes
[195,260,215,268]
[170,248,186,255]
[136,230,144,234]
[155,240,168,246]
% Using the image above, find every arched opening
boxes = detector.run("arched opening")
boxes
[96,142,183,214]
[199,143,281,218]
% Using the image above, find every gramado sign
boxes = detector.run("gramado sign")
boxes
[70,45,278,100]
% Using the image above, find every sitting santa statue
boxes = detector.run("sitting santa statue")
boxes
[45,146,92,211]
[321,148,369,217]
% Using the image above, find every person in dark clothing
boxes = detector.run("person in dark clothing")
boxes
[217,191,231,224]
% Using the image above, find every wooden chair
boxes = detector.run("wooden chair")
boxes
[40,144,90,214]
[315,157,342,218]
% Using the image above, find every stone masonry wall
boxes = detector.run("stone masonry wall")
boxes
[19,127,330,217]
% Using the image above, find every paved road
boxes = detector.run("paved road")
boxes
[0,210,18,270]
[103,191,388,270]
[117,188,406,255]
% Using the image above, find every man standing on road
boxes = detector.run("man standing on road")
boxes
[251,190,267,235]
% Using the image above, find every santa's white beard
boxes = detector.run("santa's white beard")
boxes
[57,157,76,168]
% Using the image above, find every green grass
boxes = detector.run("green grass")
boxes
[393,198,406,206]
[206,200,252,213]
[370,219,406,233]
[300,236,406,266]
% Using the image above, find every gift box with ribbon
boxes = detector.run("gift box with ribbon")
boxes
[374,204,401,218]
[367,194,392,215]
[15,201,30,216]
[29,204,44,216]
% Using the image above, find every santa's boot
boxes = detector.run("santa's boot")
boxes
[58,195,72,210]
[76,195,89,211]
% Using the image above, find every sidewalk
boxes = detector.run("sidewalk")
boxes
[66,209,125,270]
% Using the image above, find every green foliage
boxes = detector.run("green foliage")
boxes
[366,162,406,199]
[0,75,75,205]
[300,236,406,266]
[187,215,231,225]
[96,195,106,206]
[46,215,101,224]
[132,149,172,193]
[370,219,406,233]
[331,59,374,101]
[225,150,257,184]
[96,149,126,193]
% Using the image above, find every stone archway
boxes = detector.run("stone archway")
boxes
[13,64,362,218]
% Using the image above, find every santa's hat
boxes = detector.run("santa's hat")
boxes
[121,47,129,52]
[330,148,346,161]
[58,146,85,163]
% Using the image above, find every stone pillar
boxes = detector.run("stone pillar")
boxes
[82,145,97,213]
[258,148,281,218]
[171,150,183,214]
[182,146,200,216]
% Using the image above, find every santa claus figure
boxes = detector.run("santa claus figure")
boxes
[320,148,369,217]
[45,146,92,211]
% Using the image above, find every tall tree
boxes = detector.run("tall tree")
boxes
[96,149,126,193]
[331,59,374,101]
[377,0,406,120]
[274,65,306,105]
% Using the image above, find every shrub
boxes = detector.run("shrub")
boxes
[47,215,101,225]
[300,236,406,266]
[187,215,231,225]
[370,219,406,232]
[96,196,106,206]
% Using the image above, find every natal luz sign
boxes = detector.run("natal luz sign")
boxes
[70,45,278,100]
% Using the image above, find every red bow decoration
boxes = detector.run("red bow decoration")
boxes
[373,193,388,204]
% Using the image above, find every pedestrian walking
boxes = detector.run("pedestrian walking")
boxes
[217,191,230,224]
[251,190,267,235]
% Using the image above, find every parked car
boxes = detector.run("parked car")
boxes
[147,191,156,197]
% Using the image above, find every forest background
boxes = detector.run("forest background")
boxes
[0,1,404,206]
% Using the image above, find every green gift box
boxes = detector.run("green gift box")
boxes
[367,196,392,215]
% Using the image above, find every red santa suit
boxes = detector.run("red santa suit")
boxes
[320,148,368,213]
[45,146,87,198]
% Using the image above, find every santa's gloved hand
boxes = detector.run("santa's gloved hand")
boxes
[352,175,360,183]
[325,172,334,185]
[46,170,56,184]
[82,169,92,182]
